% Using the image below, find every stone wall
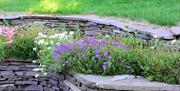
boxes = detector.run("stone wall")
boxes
[0,59,67,91]
[1,15,179,40]
[0,60,180,91]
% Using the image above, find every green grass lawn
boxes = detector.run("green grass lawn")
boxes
[0,0,179,26]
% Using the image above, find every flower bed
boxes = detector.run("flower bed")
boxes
[0,24,180,84]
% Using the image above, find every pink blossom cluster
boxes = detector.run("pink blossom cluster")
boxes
[0,26,16,44]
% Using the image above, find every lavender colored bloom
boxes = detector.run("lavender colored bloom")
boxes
[112,42,128,50]
[53,50,60,60]
[124,65,130,70]
[76,40,87,50]
[53,42,74,60]
[107,55,112,60]
[103,51,108,56]
[93,48,99,54]
[97,39,108,46]
[112,42,121,46]
[102,61,108,70]
[84,37,96,44]
[122,45,129,50]
[82,53,86,58]
[96,54,102,59]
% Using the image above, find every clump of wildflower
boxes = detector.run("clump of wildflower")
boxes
[0,26,16,44]
[53,42,74,59]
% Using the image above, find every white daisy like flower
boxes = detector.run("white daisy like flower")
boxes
[44,42,49,45]
[38,32,44,37]
[47,47,51,50]
[32,60,37,63]
[171,40,176,45]
[33,48,37,51]
[38,39,45,45]
[50,41,54,45]
[43,72,47,76]
[69,31,74,35]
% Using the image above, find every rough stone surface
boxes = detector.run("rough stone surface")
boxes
[170,27,180,36]
[3,60,179,91]
[0,14,178,40]
[73,74,180,91]
[0,60,65,91]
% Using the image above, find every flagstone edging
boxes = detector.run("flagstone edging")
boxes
[0,15,179,40]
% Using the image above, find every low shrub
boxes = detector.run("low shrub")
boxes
[5,36,38,59]
[37,33,180,84]
[0,37,6,61]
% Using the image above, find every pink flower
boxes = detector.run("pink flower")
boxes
[0,26,16,44]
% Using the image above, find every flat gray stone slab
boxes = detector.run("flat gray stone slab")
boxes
[0,14,179,40]
[74,74,180,91]
[138,28,174,39]
[170,27,180,36]
[0,15,21,19]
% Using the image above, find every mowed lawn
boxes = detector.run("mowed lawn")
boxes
[0,0,179,26]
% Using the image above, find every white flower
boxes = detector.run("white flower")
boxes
[69,31,74,35]
[38,32,44,37]
[43,72,47,75]
[43,35,47,38]
[44,42,49,45]
[38,39,45,45]
[65,31,68,34]
[34,40,37,43]
[50,41,53,45]
[42,65,46,68]
[33,68,41,71]
[39,50,42,53]
[153,35,158,38]
[171,40,176,44]
[0,28,2,34]
[32,60,37,63]
[47,47,51,50]
[33,48,37,51]
[56,42,60,45]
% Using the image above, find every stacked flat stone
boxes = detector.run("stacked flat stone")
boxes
[0,59,180,91]
[0,59,66,91]
[0,15,179,40]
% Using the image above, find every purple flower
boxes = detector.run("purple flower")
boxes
[96,54,102,59]
[53,50,60,60]
[107,55,112,60]
[93,48,99,54]
[76,41,87,50]
[103,51,108,56]
[82,53,86,58]
[124,65,130,70]
[102,61,108,70]
[53,42,74,60]
[112,42,121,46]
[97,39,108,46]
[112,42,128,50]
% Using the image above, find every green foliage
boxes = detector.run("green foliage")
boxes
[39,33,180,84]
[5,36,38,59]
[0,23,179,84]
[139,48,180,84]
[2,19,11,26]
[0,37,6,61]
